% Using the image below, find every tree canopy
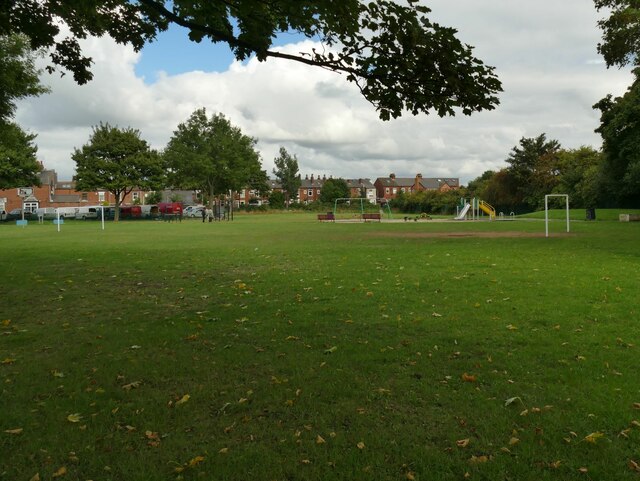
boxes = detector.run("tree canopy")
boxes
[73,123,165,221]
[505,134,562,210]
[595,0,640,68]
[0,121,41,189]
[319,178,350,205]
[0,33,49,123]
[594,71,640,206]
[1,0,502,120]
[272,147,301,206]
[164,108,266,204]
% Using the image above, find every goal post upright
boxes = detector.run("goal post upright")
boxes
[544,194,569,237]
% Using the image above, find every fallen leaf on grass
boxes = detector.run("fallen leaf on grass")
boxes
[66,414,82,423]
[28,474,40,481]
[357,442,365,449]
[316,435,326,444]
[504,396,522,407]
[456,439,470,448]
[629,460,640,472]
[633,403,640,410]
[461,373,477,383]
[122,381,141,390]
[324,346,337,354]
[469,455,489,464]
[584,432,604,443]
[1,358,16,364]
[188,456,205,467]
[506,324,518,330]
[549,460,562,469]
[578,467,588,473]
[509,437,520,446]
[4,428,23,434]
[51,466,67,478]
[175,394,190,406]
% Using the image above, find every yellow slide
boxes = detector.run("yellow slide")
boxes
[479,200,496,220]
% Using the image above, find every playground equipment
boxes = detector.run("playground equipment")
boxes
[333,198,392,221]
[455,203,471,220]
[456,198,495,220]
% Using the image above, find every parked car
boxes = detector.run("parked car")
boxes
[187,206,206,218]
[35,207,58,219]
[183,205,204,217]
[6,208,35,221]
[75,206,100,220]
[57,207,79,218]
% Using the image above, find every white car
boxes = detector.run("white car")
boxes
[184,205,205,218]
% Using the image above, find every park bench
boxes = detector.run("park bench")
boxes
[361,213,381,222]
[317,213,335,222]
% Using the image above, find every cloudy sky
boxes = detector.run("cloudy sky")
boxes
[15,0,634,185]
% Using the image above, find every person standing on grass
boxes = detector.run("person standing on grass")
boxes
[201,206,206,223]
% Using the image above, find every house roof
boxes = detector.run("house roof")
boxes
[346,178,375,189]
[299,177,324,188]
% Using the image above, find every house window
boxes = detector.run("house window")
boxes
[132,192,140,202]
[308,189,313,196]
[81,193,88,201]
[392,188,397,194]
[385,188,390,194]
[23,202,38,213]
[401,188,405,193]
[98,192,105,202]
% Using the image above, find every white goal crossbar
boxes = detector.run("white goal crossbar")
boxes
[544,194,569,238]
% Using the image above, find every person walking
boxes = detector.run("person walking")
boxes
[201,206,207,223]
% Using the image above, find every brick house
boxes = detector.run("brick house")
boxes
[0,165,149,215]
[298,174,325,204]
[374,173,459,200]
[346,178,377,203]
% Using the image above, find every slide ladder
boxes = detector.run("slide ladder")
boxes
[479,200,496,220]
[455,203,471,220]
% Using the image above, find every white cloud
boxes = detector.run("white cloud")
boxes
[15,1,634,185]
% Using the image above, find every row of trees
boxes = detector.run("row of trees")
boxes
[72,109,304,221]
[465,132,635,214]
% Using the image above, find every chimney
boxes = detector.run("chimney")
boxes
[389,173,396,180]
[323,174,326,180]
[305,174,309,180]
[416,173,422,179]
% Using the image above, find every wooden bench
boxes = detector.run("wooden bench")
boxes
[317,213,335,222]
[361,213,381,222]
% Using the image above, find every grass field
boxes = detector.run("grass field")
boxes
[2,212,640,480]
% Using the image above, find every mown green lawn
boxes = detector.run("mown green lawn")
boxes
[1,213,640,480]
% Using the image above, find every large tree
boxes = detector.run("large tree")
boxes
[505,134,562,211]
[0,34,48,188]
[272,147,301,207]
[555,146,604,209]
[593,71,640,207]
[0,1,502,120]
[73,123,165,221]
[319,178,350,205]
[164,108,265,205]
[0,121,41,189]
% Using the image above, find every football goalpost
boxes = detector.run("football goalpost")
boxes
[333,198,391,221]
[544,194,569,237]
